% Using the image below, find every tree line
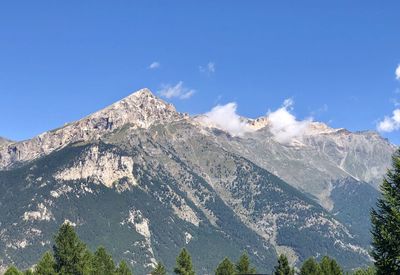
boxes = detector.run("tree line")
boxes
[4,149,400,275]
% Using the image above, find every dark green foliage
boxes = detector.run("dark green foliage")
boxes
[92,246,115,275]
[235,252,256,274]
[23,270,34,275]
[35,251,57,275]
[151,262,167,275]
[174,248,195,275]
[53,223,91,275]
[353,266,376,275]
[300,257,321,275]
[4,266,22,275]
[215,258,235,275]
[274,254,294,275]
[371,149,400,275]
[319,256,342,275]
[115,260,133,275]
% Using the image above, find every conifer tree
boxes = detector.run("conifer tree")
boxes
[174,248,195,275]
[371,149,400,274]
[92,246,115,275]
[300,257,321,275]
[273,254,294,275]
[215,258,235,275]
[35,251,56,275]
[151,262,167,275]
[353,266,376,275]
[319,256,342,275]
[235,252,256,274]
[115,260,133,275]
[53,223,91,275]
[4,266,22,275]
[23,270,34,275]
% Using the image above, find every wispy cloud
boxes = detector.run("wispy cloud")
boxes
[396,64,400,80]
[199,62,216,74]
[198,102,253,137]
[158,81,195,99]
[267,99,313,144]
[377,109,400,132]
[148,62,160,70]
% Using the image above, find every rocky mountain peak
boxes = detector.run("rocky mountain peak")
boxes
[0,88,184,169]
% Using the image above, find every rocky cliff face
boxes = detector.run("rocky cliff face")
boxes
[0,89,396,273]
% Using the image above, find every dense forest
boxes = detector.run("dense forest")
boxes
[3,149,400,275]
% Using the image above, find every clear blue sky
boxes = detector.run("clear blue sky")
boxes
[1,1,399,144]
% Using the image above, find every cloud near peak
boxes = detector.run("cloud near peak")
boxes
[199,98,313,143]
[267,99,313,144]
[396,64,400,80]
[158,81,195,100]
[199,102,252,137]
[377,109,400,132]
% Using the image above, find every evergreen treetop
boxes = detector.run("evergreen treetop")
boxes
[174,248,195,275]
[371,149,400,274]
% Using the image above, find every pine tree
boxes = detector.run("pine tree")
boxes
[151,262,167,275]
[274,254,294,275]
[115,260,132,275]
[300,257,321,275]
[215,258,235,275]
[23,270,34,275]
[35,251,57,275]
[371,149,400,275]
[4,266,22,275]
[353,266,376,275]
[53,223,91,275]
[174,248,195,275]
[236,252,256,274]
[319,256,342,275]
[92,246,115,275]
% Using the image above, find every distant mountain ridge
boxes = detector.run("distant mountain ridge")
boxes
[0,89,396,274]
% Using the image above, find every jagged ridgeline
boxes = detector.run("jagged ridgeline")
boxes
[0,89,396,274]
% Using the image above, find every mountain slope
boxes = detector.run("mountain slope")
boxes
[0,88,393,273]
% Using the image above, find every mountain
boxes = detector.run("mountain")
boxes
[0,137,12,147]
[0,89,395,274]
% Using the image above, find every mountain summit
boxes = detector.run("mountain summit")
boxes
[0,88,184,169]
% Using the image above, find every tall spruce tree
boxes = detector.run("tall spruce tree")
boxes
[319,256,342,275]
[115,260,132,275]
[300,257,321,275]
[235,252,256,274]
[215,258,236,275]
[273,254,294,275]
[35,251,57,275]
[53,223,91,275]
[151,262,167,275]
[174,248,195,275]
[92,246,115,275]
[371,149,400,274]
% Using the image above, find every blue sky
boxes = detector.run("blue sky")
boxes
[1,1,400,144]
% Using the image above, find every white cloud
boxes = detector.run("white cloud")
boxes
[199,62,216,74]
[148,62,160,69]
[267,99,313,144]
[377,109,400,132]
[396,64,400,80]
[158,81,195,99]
[199,102,253,137]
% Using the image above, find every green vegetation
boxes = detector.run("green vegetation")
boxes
[2,223,379,275]
[4,149,400,275]
[274,254,294,275]
[371,149,400,274]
